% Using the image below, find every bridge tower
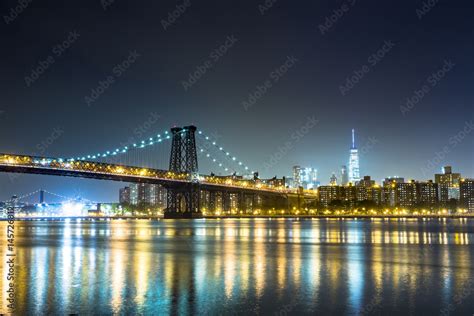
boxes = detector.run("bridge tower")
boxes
[164,125,202,218]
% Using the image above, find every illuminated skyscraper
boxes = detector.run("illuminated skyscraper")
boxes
[293,166,318,189]
[348,129,360,183]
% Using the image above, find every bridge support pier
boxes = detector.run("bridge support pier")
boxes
[164,183,202,218]
[164,125,202,219]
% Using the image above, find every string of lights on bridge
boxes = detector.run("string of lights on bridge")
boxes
[67,130,171,162]
[63,128,254,175]
[196,130,252,174]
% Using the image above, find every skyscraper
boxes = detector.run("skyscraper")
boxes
[292,166,318,189]
[293,166,301,188]
[340,165,348,185]
[348,129,360,183]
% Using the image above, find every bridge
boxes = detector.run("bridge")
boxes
[0,125,316,218]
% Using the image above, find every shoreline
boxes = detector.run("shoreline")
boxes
[1,214,473,221]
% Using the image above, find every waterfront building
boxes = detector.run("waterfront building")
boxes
[435,166,461,203]
[356,176,381,204]
[318,185,344,207]
[261,176,286,188]
[396,181,417,208]
[358,175,375,187]
[129,183,167,209]
[343,183,357,208]
[348,129,360,183]
[460,178,474,212]
[416,180,439,207]
[383,177,405,187]
[119,186,131,204]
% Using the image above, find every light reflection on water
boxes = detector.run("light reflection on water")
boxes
[0,218,473,314]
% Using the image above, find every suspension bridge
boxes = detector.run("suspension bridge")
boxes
[0,125,316,218]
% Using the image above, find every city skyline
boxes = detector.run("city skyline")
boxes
[0,1,473,202]
[1,2,474,315]
[0,125,472,202]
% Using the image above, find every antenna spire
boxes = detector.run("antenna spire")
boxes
[352,129,355,149]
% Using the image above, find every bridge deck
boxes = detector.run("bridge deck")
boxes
[0,154,316,196]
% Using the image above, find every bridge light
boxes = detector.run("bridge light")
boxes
[212,142,216,145]
[198,131,202,134]
[219,163,222,167]
[232,157,236,160]
[219,147,223,150]
[200,149,204,152]
[213,159,216,162]
[226,152,229,156]
[206,154,210,157]
[87,155,91,158]
[245,167,249,170]
[239,162,242,165]
[205,136,209,140]
[157,134,161,137]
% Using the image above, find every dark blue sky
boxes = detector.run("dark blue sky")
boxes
[0,0,473,202]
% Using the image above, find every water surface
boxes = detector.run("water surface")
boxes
[1,218,473,314]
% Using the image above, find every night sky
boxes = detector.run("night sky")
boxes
[0,0,473,202]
